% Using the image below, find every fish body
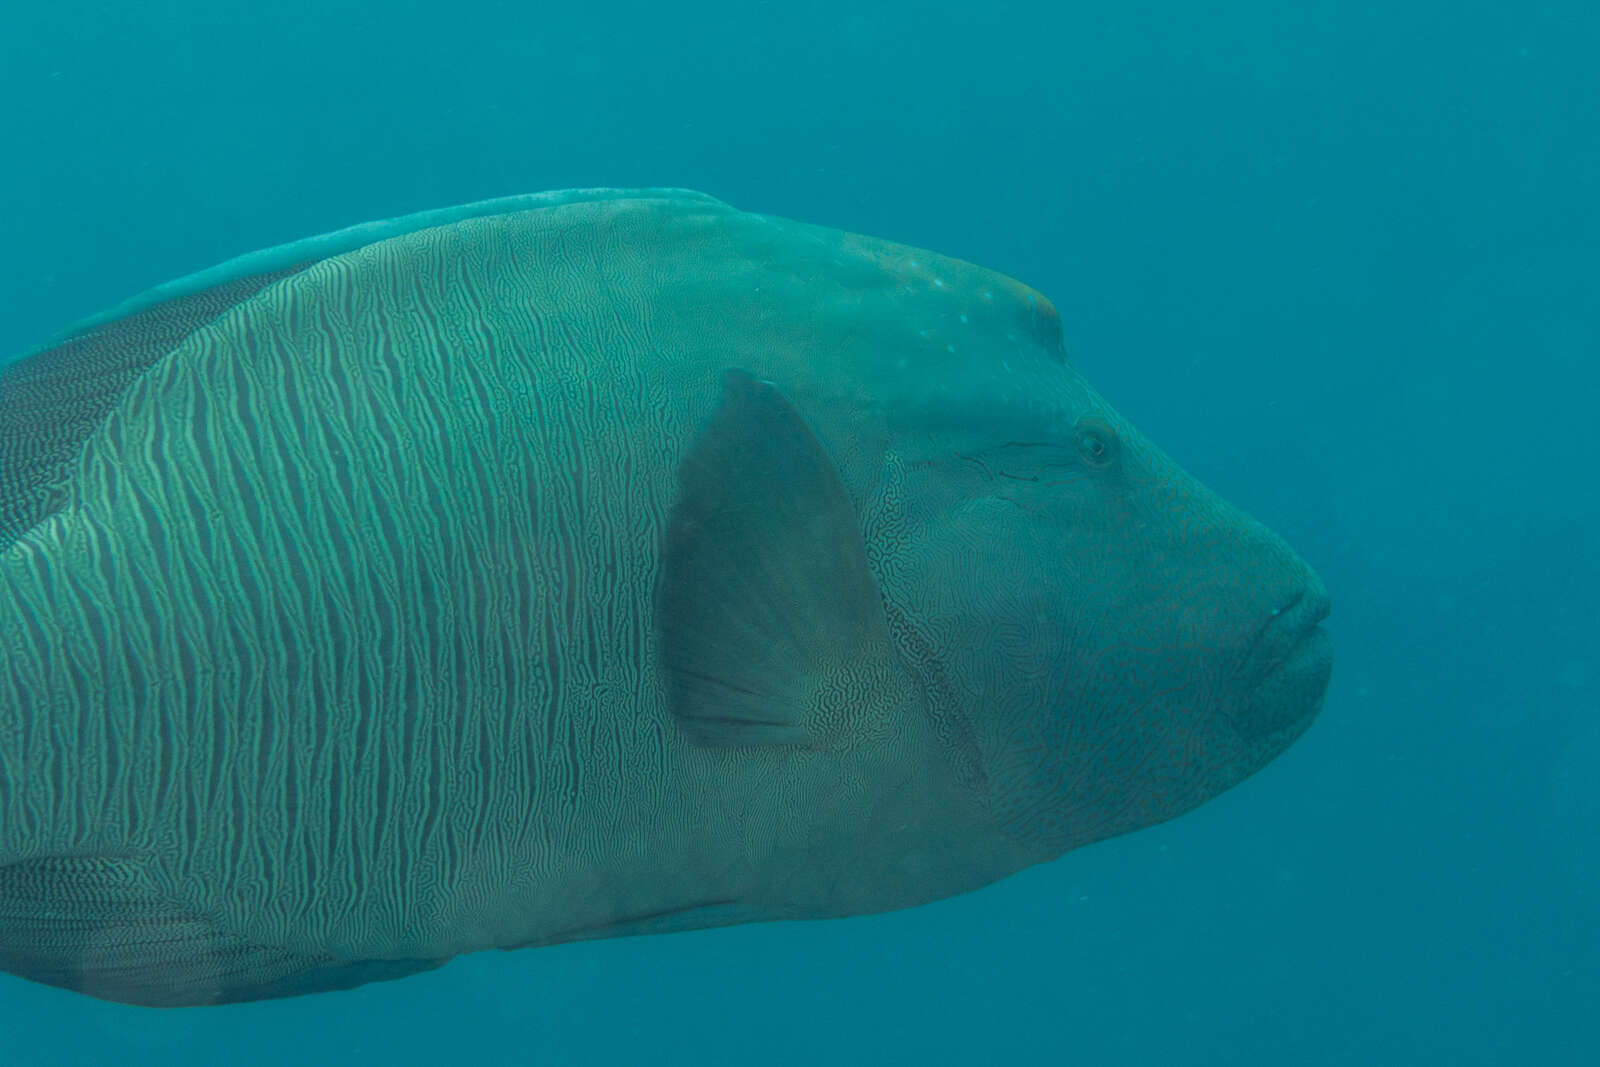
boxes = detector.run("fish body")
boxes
[0,190,1330,1005]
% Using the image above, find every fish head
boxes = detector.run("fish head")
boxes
[853,251,1333,859]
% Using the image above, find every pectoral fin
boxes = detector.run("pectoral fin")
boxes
[657,370,913,748]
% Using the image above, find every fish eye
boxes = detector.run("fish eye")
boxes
[1074,417,1119,469]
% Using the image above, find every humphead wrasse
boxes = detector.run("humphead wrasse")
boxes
[0,189,1332,1005]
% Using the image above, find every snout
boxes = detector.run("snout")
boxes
[1228,578,1333,741]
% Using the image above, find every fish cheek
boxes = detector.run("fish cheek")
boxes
[869,489,1070,778]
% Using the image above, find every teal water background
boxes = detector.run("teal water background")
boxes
[1,2,1594,1063]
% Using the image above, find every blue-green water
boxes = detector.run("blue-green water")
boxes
[0,1,1593,1063]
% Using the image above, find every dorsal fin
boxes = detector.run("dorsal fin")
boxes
[43,188,725,344]
[0,187,728,551]
[0,261,308,549]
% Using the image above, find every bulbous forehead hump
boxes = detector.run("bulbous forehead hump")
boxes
[782,228,1083,436]
[832,229,1068,364]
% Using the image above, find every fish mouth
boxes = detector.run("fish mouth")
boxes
[1258,587,1331,665]
[1230,588,1333,741]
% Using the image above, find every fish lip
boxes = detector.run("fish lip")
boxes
[1228,587,1333,740]
[1245,585,1332,680]
[1267,586,1329,641]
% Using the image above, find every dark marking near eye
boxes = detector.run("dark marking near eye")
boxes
[954,451,995,479]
